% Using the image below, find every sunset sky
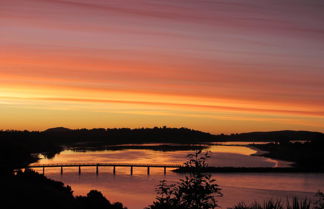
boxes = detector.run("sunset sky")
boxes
[1,0,324,133]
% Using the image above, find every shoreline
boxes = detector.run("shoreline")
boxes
[173,166,324,173]
[248,145,293,168]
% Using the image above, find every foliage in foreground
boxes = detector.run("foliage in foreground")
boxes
[1,169,127,209]
[314,191,324,209]
[230,192,324,209]
[146,150,222,209]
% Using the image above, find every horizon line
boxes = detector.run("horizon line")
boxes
[1,126,323,135]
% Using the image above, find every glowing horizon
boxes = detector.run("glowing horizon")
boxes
[1,0,324,134]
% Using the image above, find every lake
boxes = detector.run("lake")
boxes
[31,143,324,209]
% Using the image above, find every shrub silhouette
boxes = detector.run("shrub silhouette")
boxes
[75,190,127,209]
[1,169,127,209]
[146,150,222,209]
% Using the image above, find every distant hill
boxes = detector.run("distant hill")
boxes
[221,130,324,142]
[1,127,323,145]
[44,127,72,133]
[40,127,324,143]
[41,127,216,144]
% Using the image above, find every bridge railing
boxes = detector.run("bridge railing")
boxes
[27,162,183,176]
[28,162,183,168]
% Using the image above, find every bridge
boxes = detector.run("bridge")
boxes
[27,163,183,175]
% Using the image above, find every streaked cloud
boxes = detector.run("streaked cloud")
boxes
[1,0,324,132]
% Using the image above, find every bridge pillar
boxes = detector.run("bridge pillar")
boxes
[130,166,133,175]
[96,165,99,176]
[164,166,166,175]
[147,166,150,175]
[78,166,81,175]
[61,166,63,175]
[113,166,116,175]
[42,166,45,175]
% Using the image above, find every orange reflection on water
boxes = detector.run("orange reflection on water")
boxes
[38,171,324,209]
[206,145,257,156]
[36,145,258,165]
[32,144,287,176]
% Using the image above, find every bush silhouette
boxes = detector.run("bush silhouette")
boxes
[75,190,127,209]
[146,150,222,209]
[1,170,127,209]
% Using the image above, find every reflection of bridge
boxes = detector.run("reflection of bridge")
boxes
[27,163,183,175]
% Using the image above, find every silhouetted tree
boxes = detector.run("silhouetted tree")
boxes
[184,150,210,170]
[1,170,127,209]
[75,190,127,209]
[146,150,222,209]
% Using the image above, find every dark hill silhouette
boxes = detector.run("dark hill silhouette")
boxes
[224,130,324,142]
[44,127,72,133]
[38,127,324,143]
[40,127,217,145]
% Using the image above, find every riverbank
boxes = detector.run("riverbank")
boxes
[248,145,293,167]
[249,141,324,169]
[174,166,324,173]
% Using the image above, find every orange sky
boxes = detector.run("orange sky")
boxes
[1,0,324,133]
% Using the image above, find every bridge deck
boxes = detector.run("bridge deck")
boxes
[28,163,182,168]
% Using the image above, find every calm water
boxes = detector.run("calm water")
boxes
[32,144,324,209]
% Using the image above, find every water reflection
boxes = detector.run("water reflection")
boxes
[210,141,269,145]
[35,144,290,168]
[34,171,324,209]
[206,145,257,155]
[30,144,320,209]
